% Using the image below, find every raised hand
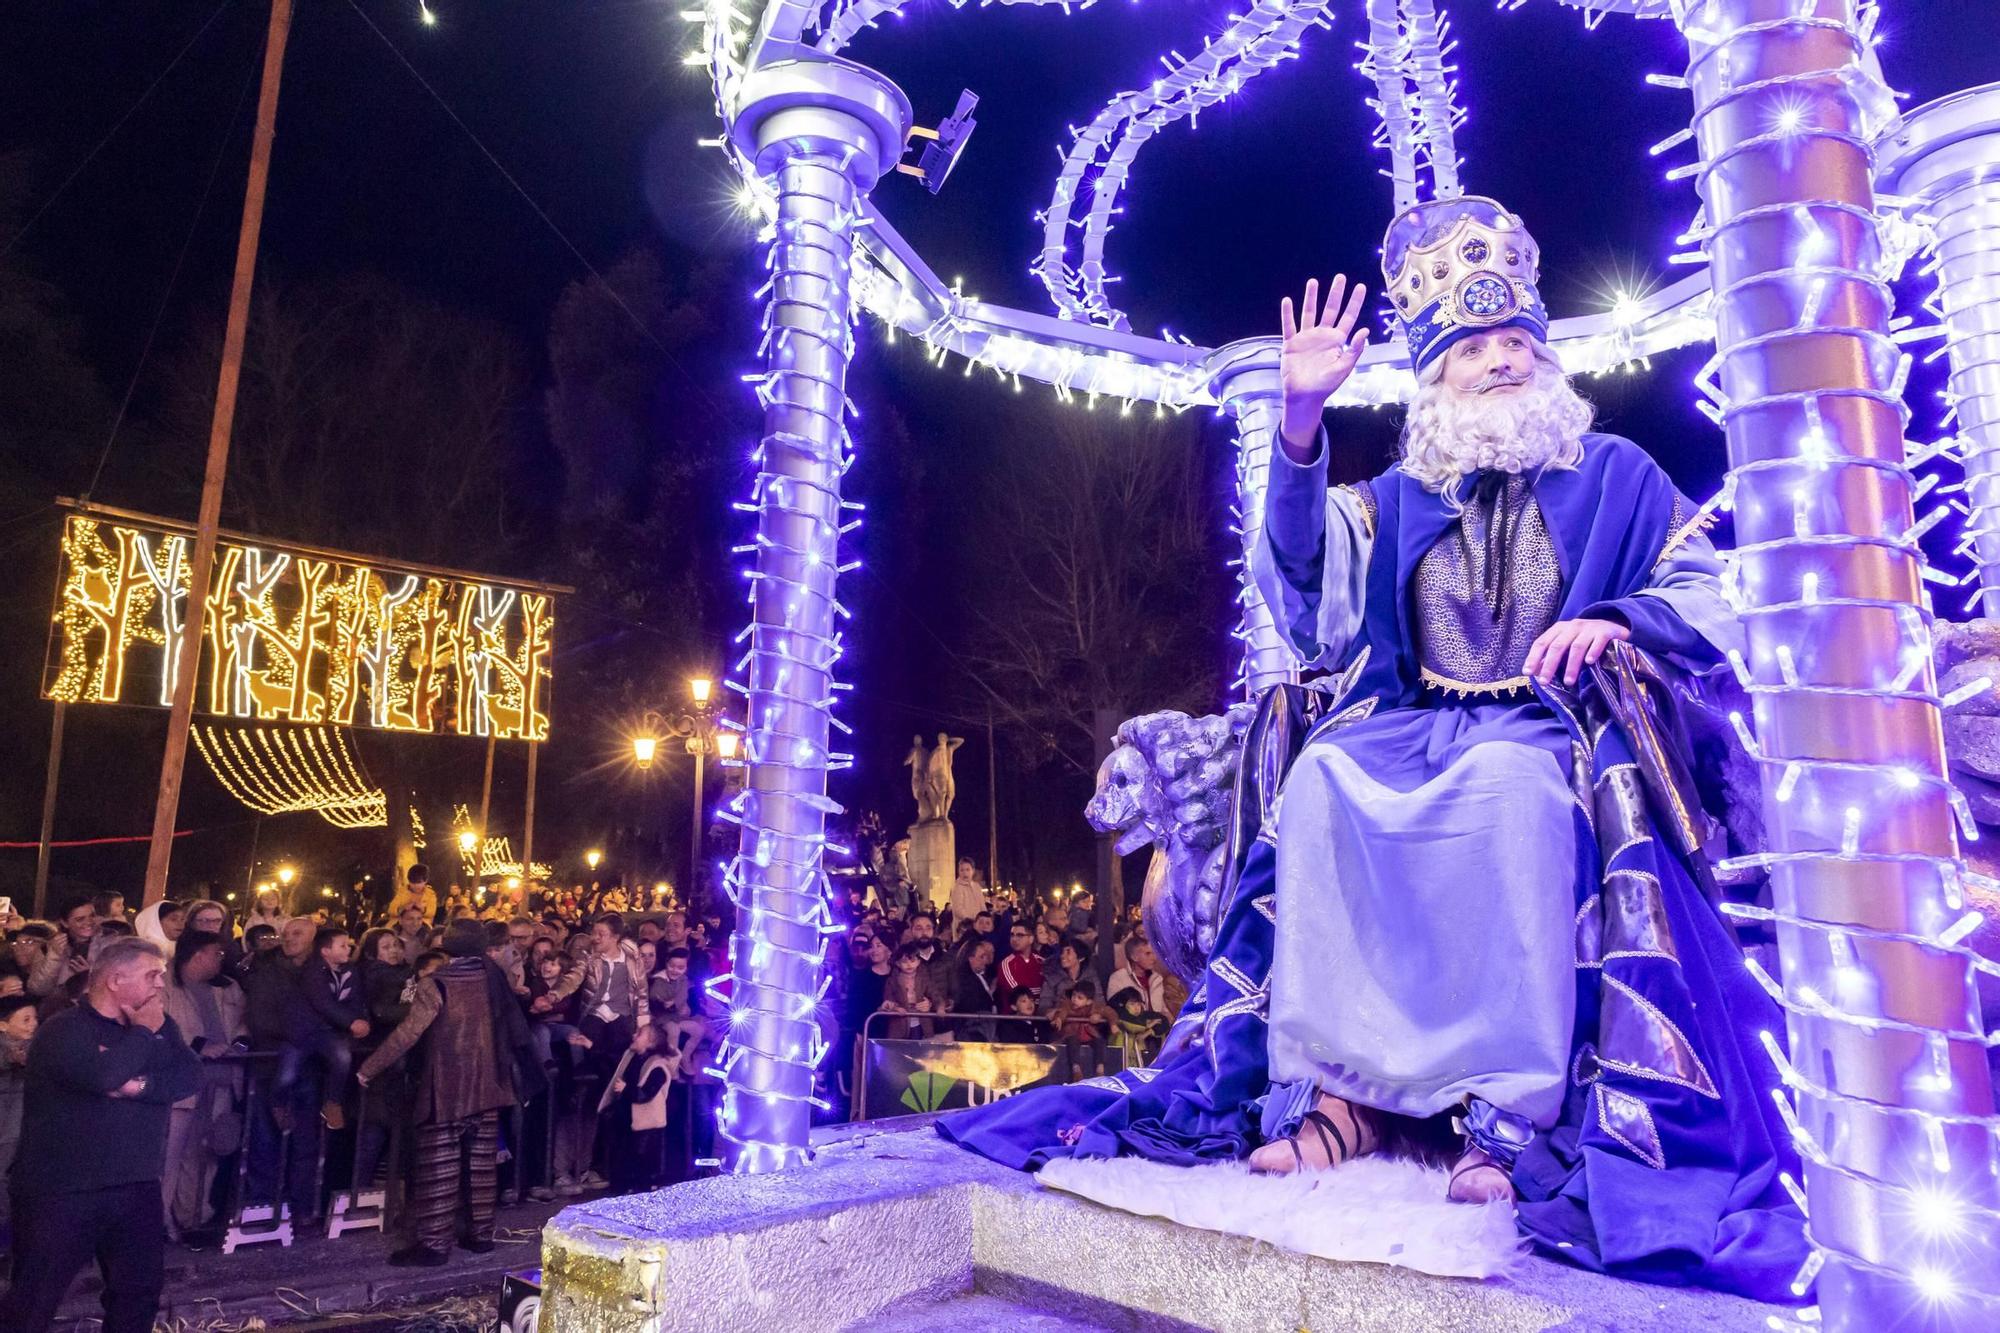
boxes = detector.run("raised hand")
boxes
[1279,276,1372,450]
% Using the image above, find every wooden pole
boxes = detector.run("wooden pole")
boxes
[244,815,263,899]
[985,710,998,892]
[142,0,294,906]
[476,731,496,875]
[520,740,538,888]
[1092,706,1119,981]
[32,703,67,919]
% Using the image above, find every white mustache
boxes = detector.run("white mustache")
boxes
[1472,369,1531,394]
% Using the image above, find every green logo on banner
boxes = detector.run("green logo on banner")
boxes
[901,1070,957,1113]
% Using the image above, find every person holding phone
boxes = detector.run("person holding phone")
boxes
[26,898,100,1004]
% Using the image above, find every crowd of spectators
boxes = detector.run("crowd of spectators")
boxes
[0,853,1173,1326]
[0,868,731,1272]
[826,857,1180,1110]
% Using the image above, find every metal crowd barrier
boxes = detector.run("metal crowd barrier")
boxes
[213,1044,550,1250]
[852,1009,1131,1122]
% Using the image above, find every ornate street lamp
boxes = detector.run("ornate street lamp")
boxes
[630,676,737,914]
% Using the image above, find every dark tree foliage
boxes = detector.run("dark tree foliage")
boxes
[0,155,115,856]
[155,272,528,572]
[957,404,1233,774]
[534,246,756,881]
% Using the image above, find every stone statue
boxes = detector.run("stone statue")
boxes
[1939,619,2000,824]
[904,735,930,818]
[902,732,964,908]
[1085,651,1378,984]
[1085,703,1259,984]
[925,732,964,821]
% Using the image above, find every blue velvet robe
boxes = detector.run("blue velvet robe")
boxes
[937,435,1807,1301]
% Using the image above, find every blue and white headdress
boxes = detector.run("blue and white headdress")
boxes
[1382,195,1548,375]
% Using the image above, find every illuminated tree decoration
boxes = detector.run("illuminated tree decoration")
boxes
[44,512,555,741]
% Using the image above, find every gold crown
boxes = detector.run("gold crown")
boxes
[1383,199,1541,324]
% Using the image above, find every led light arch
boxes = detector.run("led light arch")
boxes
[693,3,2000,1326]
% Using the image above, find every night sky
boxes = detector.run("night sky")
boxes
[1,1,1994,899]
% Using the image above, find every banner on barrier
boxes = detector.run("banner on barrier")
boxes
[860,1037,1125,1118]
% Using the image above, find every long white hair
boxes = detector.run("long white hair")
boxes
[1399,338,1593,509]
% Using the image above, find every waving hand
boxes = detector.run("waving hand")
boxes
[1279,276,1371,451]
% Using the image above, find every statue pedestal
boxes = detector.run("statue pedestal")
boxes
[907,818,956,910]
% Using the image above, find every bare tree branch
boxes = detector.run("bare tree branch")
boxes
[958,406,1231,771]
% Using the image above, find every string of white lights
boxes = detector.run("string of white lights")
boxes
[702,0,1716,409]
[1401,0,1460,198]
[1033,0,1334,330]
[1359,0,1465,212]
[812,0,1091,57]
[1878,86,2000,619]
[1661,0,2000,1326]
[1204,341,1302,696]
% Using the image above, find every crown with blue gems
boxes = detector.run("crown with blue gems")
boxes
[1381,195,1548,374]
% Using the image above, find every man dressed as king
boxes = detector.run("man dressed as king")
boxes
[939,197,1805,1300]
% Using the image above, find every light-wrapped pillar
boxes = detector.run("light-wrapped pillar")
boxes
[1880,84,2000,618]
[1205,338,1301,698]
[1677,1,2000,1325]
[719,56,910,1172]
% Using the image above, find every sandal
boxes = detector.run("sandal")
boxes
[1253,1096,1378,1175]
[1446,1146,1515,1204]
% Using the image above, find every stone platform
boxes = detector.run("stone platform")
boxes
[539,1117,1790,1332]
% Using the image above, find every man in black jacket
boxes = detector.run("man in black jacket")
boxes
[904,912,955,1004]
[0,936,200,1333]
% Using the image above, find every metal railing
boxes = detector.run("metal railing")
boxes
[851,1009,1115,1122]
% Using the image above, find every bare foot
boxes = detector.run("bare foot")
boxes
[1248,1094,1379,1175]
[1446,1145,1515,1204]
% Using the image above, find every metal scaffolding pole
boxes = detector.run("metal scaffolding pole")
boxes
[1880,84,2000,619]
[1206,338,1302,699]
[718,56,910,1172]
[1677,1,1999,1324]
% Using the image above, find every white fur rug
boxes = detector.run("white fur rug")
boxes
[1035,1154,1524,1279]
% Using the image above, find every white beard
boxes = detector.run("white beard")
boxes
[1399,357,1594,497]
